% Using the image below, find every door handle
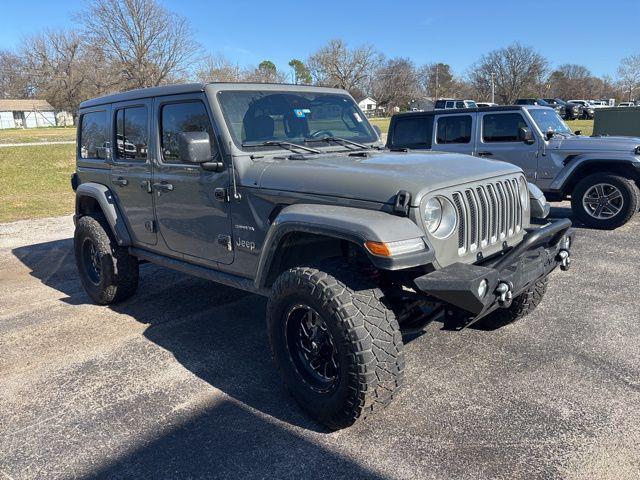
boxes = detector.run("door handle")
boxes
[152,182,174,192]
[477,151,493,157]
[112,177,129,187]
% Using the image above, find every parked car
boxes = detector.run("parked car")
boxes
[568,100,596,119]
[618,102,636,107]
[515,98,565,118]
[434,99,478,109]
[387,105,640,229]
[476,102,498,107]
[72,83,574,429]
[543,98,581,120]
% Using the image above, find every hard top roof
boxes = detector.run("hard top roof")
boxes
[79,82,349,109]
[393,105,552,118]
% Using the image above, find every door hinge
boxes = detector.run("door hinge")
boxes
[217,234,232,251]
[214,187,230,202]
[144,220,156,233]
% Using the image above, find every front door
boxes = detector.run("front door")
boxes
[476,111,539,181]
[152,94,233,264]
[109,99,156,245]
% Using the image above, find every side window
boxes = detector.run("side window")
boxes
[445,101,455,109]
[390,117,433,149]
[115,106,148,161]
[79,110,109,159]
[455,101,465,109]
[482,113,528,142]
[161,101,214,163]
[436,115,472,144]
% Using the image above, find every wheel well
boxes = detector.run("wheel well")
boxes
[77,195,101,216]
[263,232,371,288]
[563,162,640,196]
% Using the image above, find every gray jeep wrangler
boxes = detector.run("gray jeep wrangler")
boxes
[72,83,574,429]
[388,105,640,229]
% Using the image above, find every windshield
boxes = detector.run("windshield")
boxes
[529,109,572,135]
[217,90,378,150]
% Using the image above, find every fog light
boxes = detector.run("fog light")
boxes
[477,279,488,298]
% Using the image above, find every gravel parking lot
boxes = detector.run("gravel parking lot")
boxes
[1,205,639,480]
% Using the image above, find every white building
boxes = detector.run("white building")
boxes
[0,99,57,129]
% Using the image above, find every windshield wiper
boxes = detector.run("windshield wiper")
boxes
[304,136,370,150]
[241,140,320,154]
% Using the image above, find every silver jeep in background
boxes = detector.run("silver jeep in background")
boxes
[388,105,640,229]
[72,83,574,429]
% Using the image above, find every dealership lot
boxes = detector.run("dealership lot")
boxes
[1,206,639,480]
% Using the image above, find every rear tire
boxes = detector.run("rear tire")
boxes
[267,260,404,430]
[570,173,639,229]
[74,215,139,305]
[481,277,548,329]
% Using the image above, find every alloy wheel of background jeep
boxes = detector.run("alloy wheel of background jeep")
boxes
[267,259,405,430]
[570,173,639,229]
[74,215,139,305]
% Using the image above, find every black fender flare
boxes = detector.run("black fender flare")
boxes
[254,203,433,289]
[550,158,640,194]
[75,182,132,246]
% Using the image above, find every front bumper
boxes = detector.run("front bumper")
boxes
[414,219,573,319]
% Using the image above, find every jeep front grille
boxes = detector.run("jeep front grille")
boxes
[452,177,524,255]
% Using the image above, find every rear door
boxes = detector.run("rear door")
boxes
[109,99,156,245]
[152,93,233,264]
[476,111,539,180]
[387,115,434,150]
[431,114,476,155]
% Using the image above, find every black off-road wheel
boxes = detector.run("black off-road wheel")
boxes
[74,215,139,305]
[267,260,405,430]
[480,277,548,329]
[571,173,639,229]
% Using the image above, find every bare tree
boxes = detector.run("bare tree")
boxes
[371,57,419,110]
[243,60,287,83]
[20,30,113,117]
[196,54,242,83]
[80,0,199,89]
[469,43,548,104]
[617,54,640,101]
[0,50,32,99]
[307,39,382,95]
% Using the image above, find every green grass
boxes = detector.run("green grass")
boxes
[0,143,76,222]
[0,126,76,144]
[369,117,595,136]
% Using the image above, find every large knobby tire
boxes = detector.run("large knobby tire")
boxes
[74,215,139,305]
[480,277,548,329]
[570,173,639,229]
[267,261,405,430]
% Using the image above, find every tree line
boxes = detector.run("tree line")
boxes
[1,0,638,119]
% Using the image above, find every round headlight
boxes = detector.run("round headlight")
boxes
[519,178,529,209]
[424,197,442,233]
[424,196,457,239]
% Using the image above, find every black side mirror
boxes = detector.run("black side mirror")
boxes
[574,130,582,135]
[178,131,212,163]
[518,127,534,144]
[545,130,554,141]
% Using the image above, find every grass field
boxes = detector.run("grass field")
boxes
[0,126,76,144]
[369,117,594,136]
[0,143,76,222]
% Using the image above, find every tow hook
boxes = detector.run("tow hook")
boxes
[495,281,513,308]
[557,250,571,271]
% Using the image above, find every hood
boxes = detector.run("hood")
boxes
[550,135,640,153]
[252,150,521,206]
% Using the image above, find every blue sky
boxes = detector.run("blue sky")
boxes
[1,0,638,79]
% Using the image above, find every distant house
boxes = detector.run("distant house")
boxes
[0,99,57,129]
[358,97,378,113]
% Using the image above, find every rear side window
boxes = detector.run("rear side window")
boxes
[79,110,109,159]
[390,117,433,149]
[436,115,472,144]
[115,106,148,161]
[455,101,465,109]
[445,101,455,109]
[482,113,528,142]
[434,100,446,109]
[161,101,214,163]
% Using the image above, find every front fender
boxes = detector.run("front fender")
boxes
[549,155,640,192]
[75,183,132,246]
[254,204,433,289]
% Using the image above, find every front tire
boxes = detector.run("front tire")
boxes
[267,261,405,430]
[74,215,139,305]
[570,173,639,229]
